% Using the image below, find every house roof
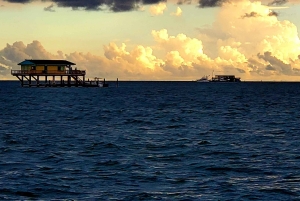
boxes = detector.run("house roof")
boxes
[18,60,76,65]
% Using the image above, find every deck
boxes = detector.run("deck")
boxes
[11,70,86,76]
[10,70,108,87]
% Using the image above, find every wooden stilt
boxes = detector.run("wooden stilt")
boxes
[29,76,31,87]
[68,75,71,87]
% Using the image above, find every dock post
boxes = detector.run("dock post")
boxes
[68,75,71,87]
[117,78,118,87]
[21,75,24,87]
[29,75,31,87]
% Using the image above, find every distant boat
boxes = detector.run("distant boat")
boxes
[196,75,210,82]
[211,75,241,82]
[93,77,108,87]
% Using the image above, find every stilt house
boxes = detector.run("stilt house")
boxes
[11,59,93,87]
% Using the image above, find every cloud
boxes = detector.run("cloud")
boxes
[0,40,165,80]
[268,10,278,16]
[177,0,193,4]
[44,4,55,12]
[196,0,300,79]
[66,43,168,80]
[4,0,169,11]
[0,56,13,77]
[0,61,10,69]
[241,11,261,18]
[268,0,288,6]
[0,60,11,76]
[0,41,64,63]
[0,41,65,78]
[149,2,167,15]
[197,0,299,8]
[2,0,300,81]
[171,7,182,16]
[0,64,10,77]
[3,0,31,2]
[103,42,164,71]
[257,51,298,75]
[2,0,299,12]
[241,10,278,18]
[152,29,209,63]
[266,64,276,70]
[200,0,300,59]
[152,29,220,77]
[0,32,216,80]
[198,0,229,7]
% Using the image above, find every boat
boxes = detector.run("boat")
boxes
[196,75,210,82]
[211,75,241,82]
[92,77,109,87]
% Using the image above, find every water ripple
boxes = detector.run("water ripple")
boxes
[1,81,300,200]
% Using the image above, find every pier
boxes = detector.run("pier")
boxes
[11,59,108,87]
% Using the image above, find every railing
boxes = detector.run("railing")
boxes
[66,70,86,75]
[11,70,86,75]
[11,70,29,75]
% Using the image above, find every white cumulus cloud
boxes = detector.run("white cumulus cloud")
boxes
[149,2,167,16]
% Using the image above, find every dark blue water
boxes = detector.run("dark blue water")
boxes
[0,81,300,200]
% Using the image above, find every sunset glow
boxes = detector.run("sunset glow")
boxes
[0,0,300,81]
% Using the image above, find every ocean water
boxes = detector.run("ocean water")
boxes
[0,81,300,200]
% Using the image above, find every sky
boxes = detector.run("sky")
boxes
[0,0,300,81]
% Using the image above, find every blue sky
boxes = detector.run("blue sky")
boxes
[0,0,300,81]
